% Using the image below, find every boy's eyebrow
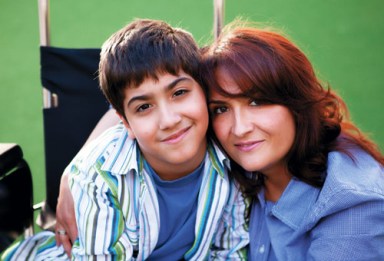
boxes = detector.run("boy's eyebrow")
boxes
[127,94,151,108]
[165,76,193,91]
[127,76,193,107]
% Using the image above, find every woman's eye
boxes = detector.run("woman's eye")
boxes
[212,106,228,114]
[250,100,259,106]
[137,104,151,112]
[250,100,258,106]
[173,89,188,97]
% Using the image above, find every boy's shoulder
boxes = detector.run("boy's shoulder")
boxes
[71,123,135,173]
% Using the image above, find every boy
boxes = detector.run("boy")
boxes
[2,19,248,260]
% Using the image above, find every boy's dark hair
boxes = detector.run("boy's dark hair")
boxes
[99,19,202,118]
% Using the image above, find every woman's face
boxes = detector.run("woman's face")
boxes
[208,69,296,176]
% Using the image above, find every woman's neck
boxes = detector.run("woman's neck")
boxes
[263,167,292,202]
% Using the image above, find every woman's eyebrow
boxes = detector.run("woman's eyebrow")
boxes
[208,99,226,105]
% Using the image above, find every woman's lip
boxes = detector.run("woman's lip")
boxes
[235,140,263,152]
[162,127,190,143]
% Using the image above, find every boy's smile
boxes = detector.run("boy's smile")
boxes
[161,126,191,144]
[120,71,209,180]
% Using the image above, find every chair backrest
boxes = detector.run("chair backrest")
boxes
[37,0,110,213]
[40,47,109,211]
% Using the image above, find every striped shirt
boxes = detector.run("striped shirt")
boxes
[2,123,249,260]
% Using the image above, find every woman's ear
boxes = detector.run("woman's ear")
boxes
[117,112,136,139]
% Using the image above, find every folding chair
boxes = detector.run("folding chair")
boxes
[0,0,110,249]
[35,0,110,229]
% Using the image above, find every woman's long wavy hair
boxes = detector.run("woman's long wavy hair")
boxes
[200,22,384,198]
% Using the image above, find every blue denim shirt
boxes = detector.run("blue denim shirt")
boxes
[249,149,384,261]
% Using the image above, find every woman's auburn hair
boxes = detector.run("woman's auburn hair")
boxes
[201,22,384,197]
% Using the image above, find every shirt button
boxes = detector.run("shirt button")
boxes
[259,244,265,254]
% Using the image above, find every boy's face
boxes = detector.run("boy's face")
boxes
[119,70,209,180]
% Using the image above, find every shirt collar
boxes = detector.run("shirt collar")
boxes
[101,125,139,175]
[267,178,320,230]
[208,140,230,178]
[100,128,229,178]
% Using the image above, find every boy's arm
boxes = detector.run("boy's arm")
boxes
[210,182,250,260]
[68,160,133,260]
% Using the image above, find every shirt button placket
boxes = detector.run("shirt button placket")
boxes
[259,244,265,254]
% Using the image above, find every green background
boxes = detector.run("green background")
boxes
[1,0,383,211]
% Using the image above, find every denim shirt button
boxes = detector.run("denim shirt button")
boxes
[259,244,265,254]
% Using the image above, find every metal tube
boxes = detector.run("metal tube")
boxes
[38,0,57,108]
[213,0,225,39]
[38,0,50,46]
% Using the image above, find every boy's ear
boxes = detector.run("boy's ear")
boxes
[116,112,136,139]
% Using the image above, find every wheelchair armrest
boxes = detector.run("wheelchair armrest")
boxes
[0,143,23,177]
[0,143,34,236]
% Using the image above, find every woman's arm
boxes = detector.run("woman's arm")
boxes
[308,197,384,260]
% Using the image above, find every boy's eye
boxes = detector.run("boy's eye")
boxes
[137,104,152,112]
[173,89,188,97]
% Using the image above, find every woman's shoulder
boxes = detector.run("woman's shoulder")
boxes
[322,148,384,197]
[305,149,384,227]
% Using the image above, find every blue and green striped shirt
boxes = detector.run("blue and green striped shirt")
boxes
[2,123,249,260]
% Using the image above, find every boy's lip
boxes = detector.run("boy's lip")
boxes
[161,126,191,143]
[234,140,264,152]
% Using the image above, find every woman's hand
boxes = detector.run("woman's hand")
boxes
[55,173,78,258]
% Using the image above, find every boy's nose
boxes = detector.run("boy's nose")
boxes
[158,106,182,130]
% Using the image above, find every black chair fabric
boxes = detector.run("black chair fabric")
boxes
[0,144,33,234]
[40,46,109,211]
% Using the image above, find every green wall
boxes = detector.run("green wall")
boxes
[1,0,383,206]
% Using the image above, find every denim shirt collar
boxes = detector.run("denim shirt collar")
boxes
[271,178,320,230]
[258,149,384,231]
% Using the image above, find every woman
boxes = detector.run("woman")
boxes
[200,22,384,260]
